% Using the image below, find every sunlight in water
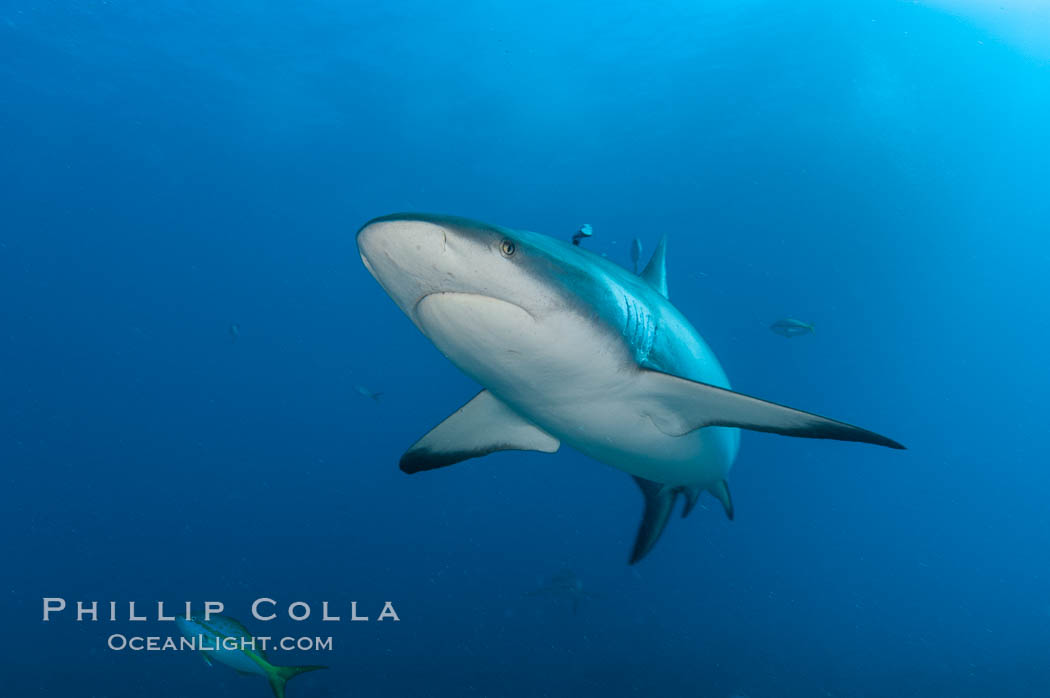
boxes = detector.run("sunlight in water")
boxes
[922,0,1050,58]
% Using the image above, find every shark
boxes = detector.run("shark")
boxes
[356,213,904,563]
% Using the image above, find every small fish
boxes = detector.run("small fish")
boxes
[630,238,643,273]
[571,223,593,247]
[175,613,326,698]
[354,385,382,402]
[229,323,241,343]
[770,318,815,338]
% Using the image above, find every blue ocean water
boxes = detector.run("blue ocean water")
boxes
[2,1,1049,696]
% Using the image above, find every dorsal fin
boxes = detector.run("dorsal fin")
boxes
[640,235,668,298]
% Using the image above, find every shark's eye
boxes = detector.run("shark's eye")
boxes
[499,239,516,257]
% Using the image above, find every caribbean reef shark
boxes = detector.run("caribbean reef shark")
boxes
[357,214,904,563]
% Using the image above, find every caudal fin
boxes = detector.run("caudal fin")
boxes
[267,664,327,698]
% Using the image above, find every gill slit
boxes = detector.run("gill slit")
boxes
[622,293,656,364]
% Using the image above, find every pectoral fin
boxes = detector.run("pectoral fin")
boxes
[400,390,560,473]
[639,370,904,449]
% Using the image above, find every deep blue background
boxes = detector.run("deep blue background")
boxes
[2,1,1049,696]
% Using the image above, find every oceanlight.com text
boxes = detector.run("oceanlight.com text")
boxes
[107,634,334,652]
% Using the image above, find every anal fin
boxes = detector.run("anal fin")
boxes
[400,390,559,474]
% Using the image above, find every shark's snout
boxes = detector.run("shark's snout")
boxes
[357,215,454,314]
[357,215,446,272]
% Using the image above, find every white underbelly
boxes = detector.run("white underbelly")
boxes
[517,392,735,486]
[414,292,736,485]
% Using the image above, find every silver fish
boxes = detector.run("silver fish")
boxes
[175,613,325,698]
[354,385,382,402]
[770,318,815,338]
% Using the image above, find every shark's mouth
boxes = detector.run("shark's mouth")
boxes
[412,292,545,393]
[359,250,401,306]
[413,292,537,356]
[414,292,532,320]
[359,252,377,279]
